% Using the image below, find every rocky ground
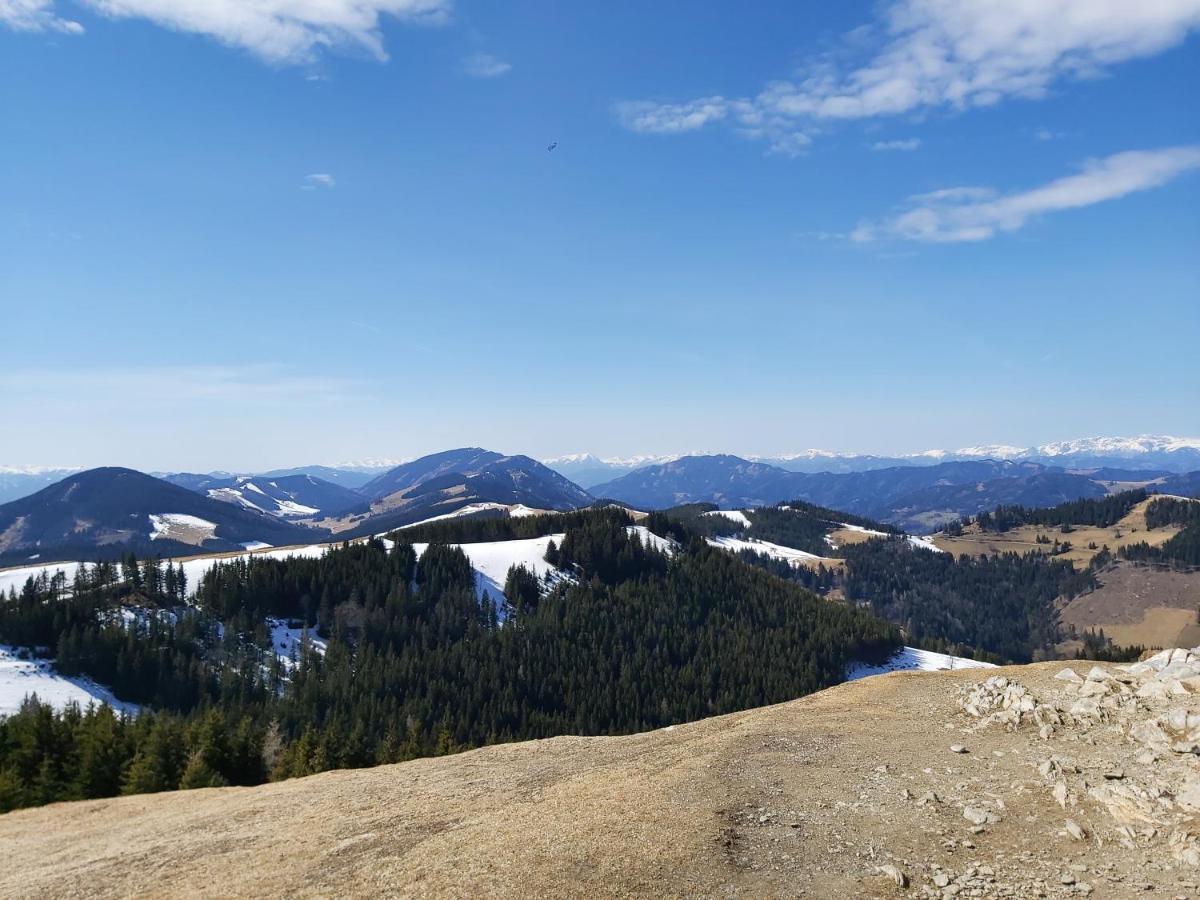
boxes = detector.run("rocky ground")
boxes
[6,653,1200,898]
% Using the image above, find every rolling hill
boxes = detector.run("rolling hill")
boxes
[327,450,594,537]
[167,473,365,519]
[0,468,324,565]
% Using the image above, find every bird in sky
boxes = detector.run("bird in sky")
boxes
[547,141,558,152]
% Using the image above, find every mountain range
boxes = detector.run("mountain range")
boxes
[0,468,319,565]
[0,451,596,566]
[591,455,1199,532]
[546,435,1200,487]
[2,437,1199,565]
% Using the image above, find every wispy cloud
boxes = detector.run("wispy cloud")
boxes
[616,97,732,134]
[461,52,510,78]
[616,0,1200,153]
[302,173,336,190]
[871,138,921,152]
[0,0,451,63]
[0,0,81,33]
[0,364,357,404]
[851,145,1200,242]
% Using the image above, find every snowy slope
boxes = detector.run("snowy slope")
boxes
[0,560,89,596]
[706,535,824,565]
[702,509,752,527]
[149,513,218,543]
[845,647,995,681]
[629,525,676,556]
[409,534,569,608]
[0,645,138,717]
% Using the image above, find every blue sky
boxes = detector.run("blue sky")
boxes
[1,0,1198,471]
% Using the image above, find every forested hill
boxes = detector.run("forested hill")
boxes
[0,508,898,814]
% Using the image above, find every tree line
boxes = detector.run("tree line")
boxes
[0,510,898,812]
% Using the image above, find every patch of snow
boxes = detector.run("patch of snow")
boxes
[411,534,569,608]
[0,644,138,717]
[0,561,89,596]
[149,513,217,543]
[707,535,823,565]
[702,509,751,527]
[274,500,319,517]
[907,535,946,553]
[113,606,179,634]
[244,481,268,496]
[329,456,410,471]
[839,523,890,538]
[954,444,1028,459]
[508,504,544,518]
[266,617,327,671]
[629,525,676,556]
[174,544,331,599]
[241,541,273,551]
[208,487,268,514]
[846,646,995,681]
[396,502,512,530]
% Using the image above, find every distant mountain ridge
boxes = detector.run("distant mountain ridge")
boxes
[0,468,324,566]
[545,435,1200,482]
[336,449,594,537]
[591,455,1190,533]
[163,473,365,519]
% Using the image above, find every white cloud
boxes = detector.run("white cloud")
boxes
[2,0,450,62]
[616,97,731,134]
[871,138,922,151]
[851,145,1200,242]
[618,0,1200,151]
[0,0,82,32]
[462,52,510,78]
[302,173,336,190]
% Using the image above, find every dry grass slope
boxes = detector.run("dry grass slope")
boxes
[930,496,1182,568]
[5,661,1200,898]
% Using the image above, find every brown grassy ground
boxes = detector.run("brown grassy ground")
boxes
[1,662,1192,899]
[930,496,1183,567]
[1058,562,1200,649]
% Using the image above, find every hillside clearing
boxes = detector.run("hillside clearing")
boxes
[931,495,1184,567]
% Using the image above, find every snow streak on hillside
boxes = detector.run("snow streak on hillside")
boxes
[845,647,994,680]
[706,536,824,565]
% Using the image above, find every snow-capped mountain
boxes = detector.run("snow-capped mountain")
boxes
[553,435,1200,478]
[542,453,685,488]
[758,436,1200,471]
